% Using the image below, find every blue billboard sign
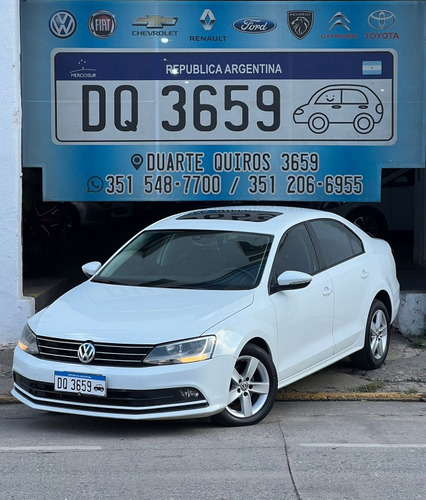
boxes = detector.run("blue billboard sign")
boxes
[21,1,425,201]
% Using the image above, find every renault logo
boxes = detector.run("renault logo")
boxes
[77,342,96,364]
[200,10,215,31]
[49,11,77,38]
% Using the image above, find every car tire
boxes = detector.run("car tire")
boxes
[211,344,278,427]
[308,113,329,134]
[348,208,387,238]
[353,113,375,134]
[350,299,390,370]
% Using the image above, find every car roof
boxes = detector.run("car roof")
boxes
[147,205,347,235]
[316,84,372,92]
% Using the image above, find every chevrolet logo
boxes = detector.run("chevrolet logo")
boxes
[132,15,178,28]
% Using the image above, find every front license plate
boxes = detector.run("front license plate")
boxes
[54,371,106,397]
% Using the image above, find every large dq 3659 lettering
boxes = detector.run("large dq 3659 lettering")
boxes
[81,83,281,133]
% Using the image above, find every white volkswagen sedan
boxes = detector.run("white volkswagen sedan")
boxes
[13,206,400,426]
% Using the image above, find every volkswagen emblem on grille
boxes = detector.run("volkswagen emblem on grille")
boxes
[77,342,96,364]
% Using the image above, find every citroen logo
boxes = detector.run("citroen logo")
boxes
[329,12,351,31]
[77,342,96,364]
[49,11,77,38]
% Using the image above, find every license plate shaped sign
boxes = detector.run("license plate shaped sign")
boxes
[54,371,106,397]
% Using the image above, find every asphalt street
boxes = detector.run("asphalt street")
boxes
[0,401,425,500]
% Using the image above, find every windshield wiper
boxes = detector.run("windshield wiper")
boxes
[91,277,128,285]
[136,278,179,287]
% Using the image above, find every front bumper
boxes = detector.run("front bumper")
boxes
[12,346,235,420]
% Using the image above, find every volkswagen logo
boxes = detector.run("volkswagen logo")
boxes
[49,11,77,38]
[77,342,96,364]
[368,10,396,30]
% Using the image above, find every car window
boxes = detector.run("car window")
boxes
[342,89,368,104]
[316,89,341,104]
[345,226,364,256]
[309,219,362,268]
[272,223,319,276]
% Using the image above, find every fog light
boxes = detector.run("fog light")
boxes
[180,388,200,399]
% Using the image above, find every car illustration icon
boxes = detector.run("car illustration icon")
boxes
[93,384,104,392]
[293,84,384,134]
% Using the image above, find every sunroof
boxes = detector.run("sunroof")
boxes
[177,209,281,222]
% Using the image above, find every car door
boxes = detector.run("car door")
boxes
[268,223,335,381]
[308,219,371,352]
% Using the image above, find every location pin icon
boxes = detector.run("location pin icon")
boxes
[131,154,143,170]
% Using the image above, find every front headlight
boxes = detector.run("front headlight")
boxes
[144,336,216,365]
[18,323,39,355]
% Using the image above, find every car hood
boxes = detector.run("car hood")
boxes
[29,281,254,345]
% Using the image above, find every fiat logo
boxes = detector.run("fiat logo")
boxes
[77,342,96,364]
[88,11,117,39]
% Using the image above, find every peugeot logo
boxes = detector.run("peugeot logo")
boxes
[287,11,314,40]
[77,342,96,364]
[49,11,77,38]
[368,10,396,30]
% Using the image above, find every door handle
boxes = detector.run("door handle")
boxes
[323,287,333,296]
[361,270,369,279]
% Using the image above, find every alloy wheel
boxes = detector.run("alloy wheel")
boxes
[370,308,388,360]
[226,355,270,419]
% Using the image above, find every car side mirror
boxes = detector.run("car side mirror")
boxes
[82,261,102,278]
[271,270,312,293]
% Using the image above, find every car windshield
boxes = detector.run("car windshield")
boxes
[92,230,273,290]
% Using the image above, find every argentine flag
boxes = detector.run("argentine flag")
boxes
[362,61,382,75]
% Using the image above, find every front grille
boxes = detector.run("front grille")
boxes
[36,336,153,367]
[14,373,208,415]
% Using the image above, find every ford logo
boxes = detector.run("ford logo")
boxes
[233,17,276,34]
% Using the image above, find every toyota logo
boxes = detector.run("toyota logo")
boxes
[368,10,396,30]
[77,342,96,364]
[49,11,77,38]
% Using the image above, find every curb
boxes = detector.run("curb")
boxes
[276,392,426,402]
[1,392,425,406]
[0,395,19,404]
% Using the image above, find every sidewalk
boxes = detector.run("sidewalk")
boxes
[1,329,425,405]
